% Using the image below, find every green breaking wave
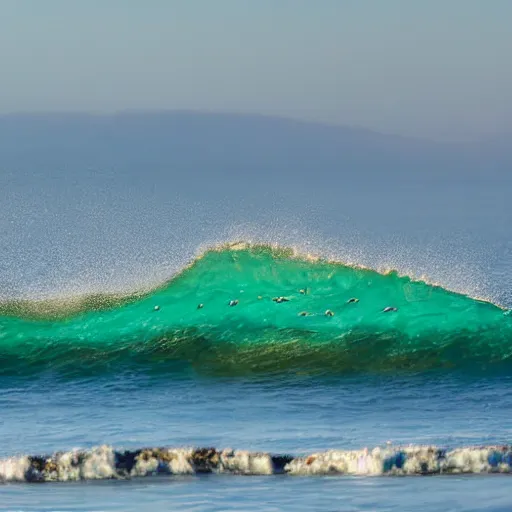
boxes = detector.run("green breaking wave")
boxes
[1,243,511,376]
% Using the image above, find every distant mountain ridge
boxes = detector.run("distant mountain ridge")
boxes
[0,111,509,193]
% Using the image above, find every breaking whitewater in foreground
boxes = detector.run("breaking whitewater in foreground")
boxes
[2,444,512,482]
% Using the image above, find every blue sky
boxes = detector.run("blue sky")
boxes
[0,0,510,140]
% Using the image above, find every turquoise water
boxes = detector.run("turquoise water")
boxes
[1,244,511,377]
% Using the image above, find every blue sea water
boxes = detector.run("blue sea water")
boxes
[1,114,511,511]
[2,373,512,510]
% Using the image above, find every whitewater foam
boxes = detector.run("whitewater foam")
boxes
[2,444,512,483]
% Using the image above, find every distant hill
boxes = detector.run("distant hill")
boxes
[1,111,509,199]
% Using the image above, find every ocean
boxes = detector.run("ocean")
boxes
[0,113,511,511]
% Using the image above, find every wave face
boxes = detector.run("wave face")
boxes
[1,243,511,376]
[2,444,512,482]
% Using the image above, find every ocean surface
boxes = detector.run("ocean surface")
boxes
[1,114,512,511]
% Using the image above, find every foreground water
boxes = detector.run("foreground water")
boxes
[1,371,512,510]
[3,476,512,512]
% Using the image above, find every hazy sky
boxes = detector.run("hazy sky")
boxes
[0,0,510,140]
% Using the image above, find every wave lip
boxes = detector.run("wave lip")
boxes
[2,444,512,483]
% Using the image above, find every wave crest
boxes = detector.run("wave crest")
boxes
[1,243,511,376]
